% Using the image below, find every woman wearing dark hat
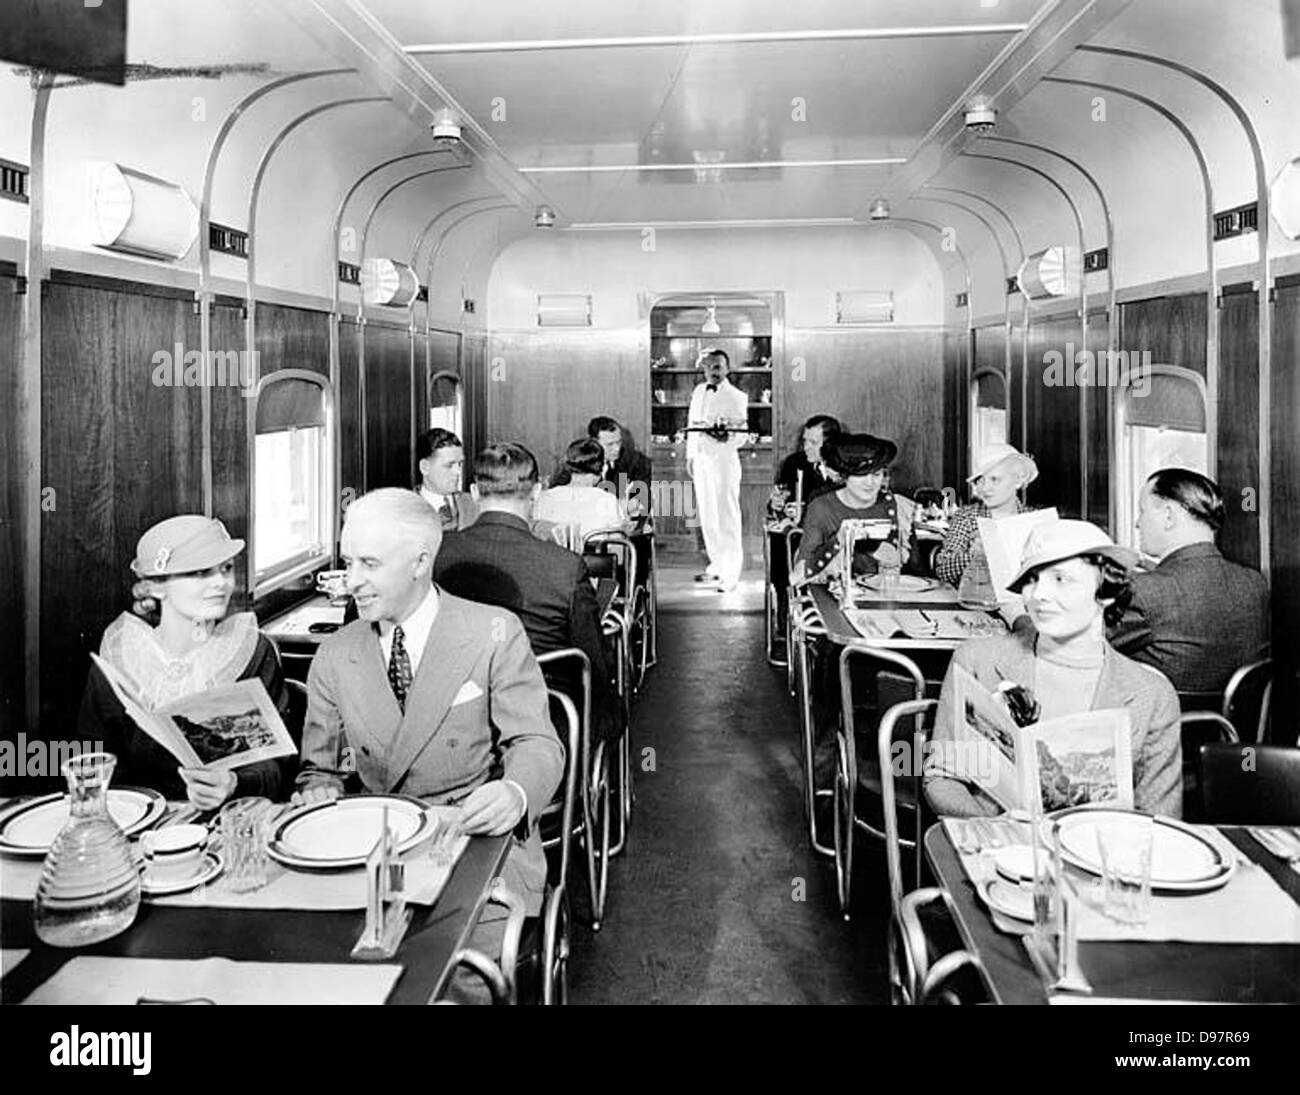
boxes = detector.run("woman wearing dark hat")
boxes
[924,519,1182,819]
[790,433,916,585]
[77,515,290,809]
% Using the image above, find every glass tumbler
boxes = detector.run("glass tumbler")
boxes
[219,797,272,893]
[1096,818,1154,926]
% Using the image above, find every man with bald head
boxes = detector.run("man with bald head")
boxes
[295,488,563,993]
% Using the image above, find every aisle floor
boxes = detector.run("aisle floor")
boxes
[566,566,892,1004]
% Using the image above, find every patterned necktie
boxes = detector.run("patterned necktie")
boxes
[388,624,412,712]
[437,497,455,529]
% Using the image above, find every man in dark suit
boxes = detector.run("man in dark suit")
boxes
[769,413,842,520]
[552,415,653,515]
[1109,468,1270,695]
[416,427,478,530]
[434,443,618,742]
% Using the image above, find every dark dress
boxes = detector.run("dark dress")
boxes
[795,490,916,578]
[77,619,291,802]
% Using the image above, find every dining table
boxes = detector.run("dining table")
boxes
[806,579,1006,653]
[0,816,512,1005]
[923,821,1300,1004]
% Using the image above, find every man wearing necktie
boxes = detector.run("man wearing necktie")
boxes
[687,348,749,592]
[417,428,477,531]
[295,488,563,996]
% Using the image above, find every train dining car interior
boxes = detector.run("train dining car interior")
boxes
[1,0,1299,1035]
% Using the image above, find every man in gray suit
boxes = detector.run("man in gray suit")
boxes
[295,488,564,992]
[1110,468,1270,696]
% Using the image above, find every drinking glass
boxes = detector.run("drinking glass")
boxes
[1096,818,1154,926]
[219,797,272,893]
[878,558,901,599]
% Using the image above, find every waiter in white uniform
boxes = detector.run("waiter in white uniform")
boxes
[687,348,749,592]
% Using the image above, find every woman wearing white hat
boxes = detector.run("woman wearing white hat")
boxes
[934,443,1038,588]
[924,519,1182,819]
[77,515,290,809]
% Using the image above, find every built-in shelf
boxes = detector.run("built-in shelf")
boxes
[652,402,774,410]
[650,366,773,374]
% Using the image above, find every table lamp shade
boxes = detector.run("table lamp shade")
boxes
[361,258,419,307]
[90,163,198,261]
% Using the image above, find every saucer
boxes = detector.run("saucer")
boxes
[978,877,1034,922]
[140,851,223,896]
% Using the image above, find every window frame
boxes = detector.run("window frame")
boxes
[250,368,336,600]
[1113,363,1210,550]
[968,366,1010,481]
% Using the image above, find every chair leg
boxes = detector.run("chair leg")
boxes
[833,732,855,921]
[610,732,632,857]
[584,741,610,930]
[797,633,834,858]
[542,886,569,1005]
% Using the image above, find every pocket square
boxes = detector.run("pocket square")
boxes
[451,681,483,706]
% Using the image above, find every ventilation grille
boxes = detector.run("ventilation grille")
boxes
[1083,247,1109,273]
[1006,276,1020,295]
[337,261,360,285]
[209,222,248,258]
[1213,202,1258,241]
[835,289,894,324]
[417,285,429,303]
[0,159,29,204]
[955,291,969,308]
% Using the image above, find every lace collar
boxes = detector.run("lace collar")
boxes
[97,611,260,710]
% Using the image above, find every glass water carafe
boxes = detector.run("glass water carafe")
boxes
[33,752,141,947]
[957,536,999,609]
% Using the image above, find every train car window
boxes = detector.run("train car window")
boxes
[253,370,334,594]
[970,368,1009,471]
[429,370,463,439]
[1115,365,1209,548]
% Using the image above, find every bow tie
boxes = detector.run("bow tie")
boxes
[706,383,718,392]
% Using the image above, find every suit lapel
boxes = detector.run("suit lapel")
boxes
[345,625,404,757]
[385,593,480,784]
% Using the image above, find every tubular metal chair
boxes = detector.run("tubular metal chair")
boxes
[1177,710,1238,821]
[1222,658,1273,743]
[833,643,930,919]
[764,524,786,668]
[789,590,832,858]
[1199,741,1300,825]
[438,877,528,1005]
[879,698,989,1005]
[783,527,804,696]
[536,649,611,933]
[583,530,650,694]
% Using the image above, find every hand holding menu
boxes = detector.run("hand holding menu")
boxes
[944,665,1133,813]
[91,653,296,771]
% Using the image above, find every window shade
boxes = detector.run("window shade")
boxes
[1123,372,1205,432]
[256,375,326,433]
[973,370,1007,409]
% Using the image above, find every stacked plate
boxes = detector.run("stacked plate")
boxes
[267,794,433,870]
[859,575,937,595]
[0,788,166,857]
[1048,806,1237,893]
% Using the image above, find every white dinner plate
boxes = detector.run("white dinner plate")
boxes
[268,794,431,869]
[978,877,1035,922]
[0,788,167,856]
[140,851,224,897]
[859,575,937,595]
[1047,807,1236,893]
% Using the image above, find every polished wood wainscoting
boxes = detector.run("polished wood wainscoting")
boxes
[0,269,23,733]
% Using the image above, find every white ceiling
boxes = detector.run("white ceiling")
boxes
[358,0,1053,223]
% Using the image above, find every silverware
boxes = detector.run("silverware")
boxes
[1249,827,1300,864]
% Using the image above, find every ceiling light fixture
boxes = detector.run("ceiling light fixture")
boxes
[868,198,891,220]
[534,204,557,228]
[701,297,721,335]
[964,97,997,133]
[430,107,462,147]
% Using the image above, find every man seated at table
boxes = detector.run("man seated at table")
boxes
[1109,468,1270,696]
[768,413,842,521]
[417,427,478,531]
[433,443,619,743]
[536,438,630,544]
[552,415,653,516]
[294,488,564,995]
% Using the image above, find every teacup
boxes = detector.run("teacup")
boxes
[316,569,348,601]
[140,823,208,883]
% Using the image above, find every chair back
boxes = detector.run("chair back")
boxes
[535,649,590,888]
[1199,741,1300,825]
[582,530,639,604]
[874,696,939,913]
[1222,658,1273,743]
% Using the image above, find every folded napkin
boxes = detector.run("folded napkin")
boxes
[24,956,401,1005]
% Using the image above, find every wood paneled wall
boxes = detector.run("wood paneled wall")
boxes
[486,330,647,481]
[1119,293,1208,377]
[1022,313,1086,518]
[255,303,330,378]
[40,279,206,733]
[781,327,950,496]
[338,317,363,506]
[0,272,23,737]
[1269,278,1300,739]
[1085,310,1110,527]
[1216,288,1262,568]
[363,322,416,491]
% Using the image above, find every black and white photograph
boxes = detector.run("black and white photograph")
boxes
[0,0,1298,1042]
